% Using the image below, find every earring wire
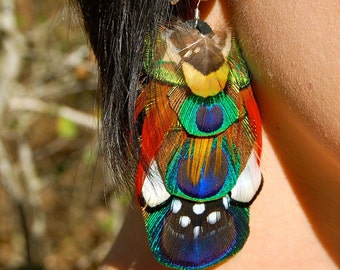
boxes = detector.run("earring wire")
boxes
[194,0,202,28]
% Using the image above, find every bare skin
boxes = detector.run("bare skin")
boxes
[100,1,340,269]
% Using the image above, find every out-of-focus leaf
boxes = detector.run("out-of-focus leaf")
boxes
[56,117,78,139]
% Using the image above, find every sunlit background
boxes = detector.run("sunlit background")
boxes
[0,1,127,269]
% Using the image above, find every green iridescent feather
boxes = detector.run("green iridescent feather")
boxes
[178,91,239,137]
[227,40,251,90]
[144,34,186,86]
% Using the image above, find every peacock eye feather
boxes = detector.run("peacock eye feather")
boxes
[135,19,262,269]
[143,196,250,270]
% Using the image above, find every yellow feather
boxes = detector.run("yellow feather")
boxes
[187,137,214,185]
[182,62,229,98]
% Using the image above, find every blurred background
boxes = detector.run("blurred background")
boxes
[0,0,127,269]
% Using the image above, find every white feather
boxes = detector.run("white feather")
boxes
[141,160,171,208]
[231,150,262,203]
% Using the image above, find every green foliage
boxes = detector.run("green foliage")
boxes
[57,117,78,139]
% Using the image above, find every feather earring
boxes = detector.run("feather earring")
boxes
[135,4,262,269]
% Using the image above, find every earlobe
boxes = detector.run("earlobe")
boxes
[200,0,231,31]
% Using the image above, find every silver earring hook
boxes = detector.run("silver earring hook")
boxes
[194,0,202,28]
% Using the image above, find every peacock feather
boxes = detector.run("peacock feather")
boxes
[135,19,262,269]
